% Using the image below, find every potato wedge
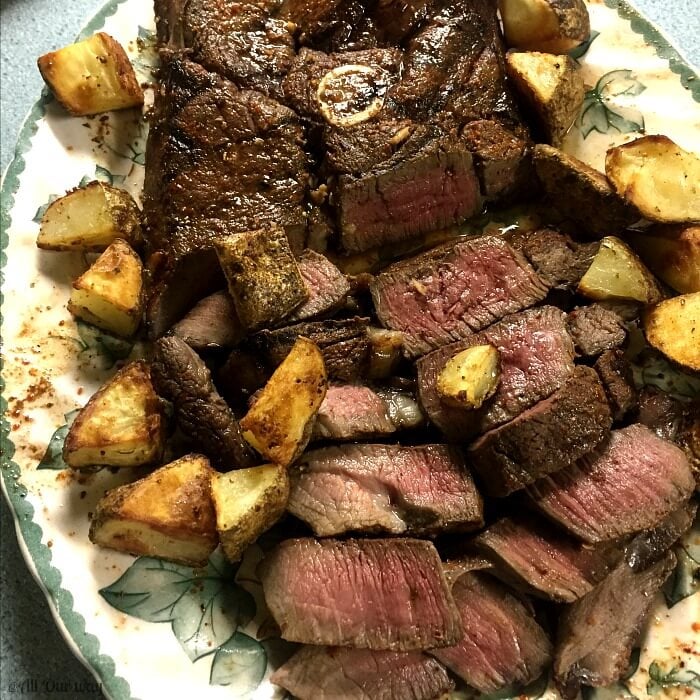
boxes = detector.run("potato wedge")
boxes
[37,32,143,116]
[211,465,289,562]
[64,360,164,468]
[240,337,327,466]
[498,0,590,53]
[626,224,700,294]
[644,293,700,372]
[578,236,663,304]
[506,51,584,146]
[437,345,501,409]
[605,136,700,223]
[37,181,142,251]
[533,144,639,236]
[89,454,217,566]
[67,238,143,337]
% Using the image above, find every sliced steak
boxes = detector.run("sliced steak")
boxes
[372,236,548,358]
[417,306,576,440]
[151,336,255,468]
[430,572,552,693]
[594,349,638,422]
[338,135,482,254]
[568,304,627,357]
[260,538,463,650]
[271,646,454,700]
[554,552,676,699]
[171,290,243,350]
[474,514,615,603]
[469,366,612,496]
[289,444,483,536]
[529,424,695,543]
[249,317,371,381]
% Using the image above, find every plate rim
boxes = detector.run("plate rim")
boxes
[0,2,698,700]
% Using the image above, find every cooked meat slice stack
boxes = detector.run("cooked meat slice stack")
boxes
[567,304,627,357]
[288,444,483,536]
[594,348,638,422]
[171,290,243,350]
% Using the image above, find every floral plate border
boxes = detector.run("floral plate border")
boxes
[1,1,698,699]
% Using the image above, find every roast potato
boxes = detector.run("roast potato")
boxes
[437,345,501,409]
[505,51,584,146]
[67,238,143,337]
[498,0,590,53]
[605,136,700,223]
[211,465,290,563]
[645,293,700,372]
[578,236,663,304]
[37,32,143,116]
[63,360,165,468]
[241,337,327,466]
[89,454,218,566]
[367,327,404,379]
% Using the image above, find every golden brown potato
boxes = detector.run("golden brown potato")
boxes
[606,136,700,224]
[578,236,663,304]
[37,181,142,251]
[211,465,289,562]
[644,293,700,372]
[241,337,327,466]
[505,51,584,146]
[533,144,639,236]
[498,0,590,53]
[437,345,501,409]
[64,360,165,468]
[67,238,143,337]
[37,32,143,116]
[89,454,217,566]
[626,224,700,294]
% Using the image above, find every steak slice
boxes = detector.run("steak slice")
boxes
[554,552,676,699]
[260,538,463,650]
[271,646,454,700]
[474,514,615,603]
[338,135,482,254]
[430,572,552,693]
[172,290,243,350]
[289,444,483,536]
[568,304,627,357]
[372,236,548,358]
[594,349,638,422]
[417,306,576,440]
[469,366,612,496]
[529,424,696,543]
[151,336,255,468]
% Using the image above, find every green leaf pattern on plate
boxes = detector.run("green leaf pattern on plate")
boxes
[37,409,81,470]
[646,661,700,695]
[210,631,267,693]
[570,30,600,61]
[76,321,134,368]
[664,531,700,607]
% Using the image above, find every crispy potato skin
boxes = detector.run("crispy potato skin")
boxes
[241,337,327,466]
[37,33,143,116]
[644,293,700,372]
[437,345,501,409]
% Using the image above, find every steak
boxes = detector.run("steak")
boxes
[474,514,614,603]
[430,572,552,693]
[417,306,576,440]
[171,290,243,350]
[271,646,454,700]
[154,0,186,47]
[594,349,638,422]
[279,0,372,48]
[568,304,627,357]
[371,0,433,44]
[371,236,548,358]
[528,424,695,543]
[554,552,676,699]
[260,538,463,650]
[150,336,255,468]
[469,366,612,496]
[288,444,484,536]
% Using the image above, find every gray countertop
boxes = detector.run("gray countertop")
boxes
[1,1,698,698]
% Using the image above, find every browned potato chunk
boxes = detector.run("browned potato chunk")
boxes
[506,52,584,146]
[605,136,700,223]
[498,0,590,53]
[240,337,327,466]
[89,454,217,566]
[578,236,663,304]
[437,345,501,409]
[64,360,164,468]
[211,465,290,563]
[645,293,700,372]
[67,238,143,337]
[37,33,143,116]
[626,224,700,294]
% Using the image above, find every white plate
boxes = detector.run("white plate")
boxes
[1,1,699,698]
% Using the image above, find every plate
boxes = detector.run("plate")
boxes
[1,1,699,698]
